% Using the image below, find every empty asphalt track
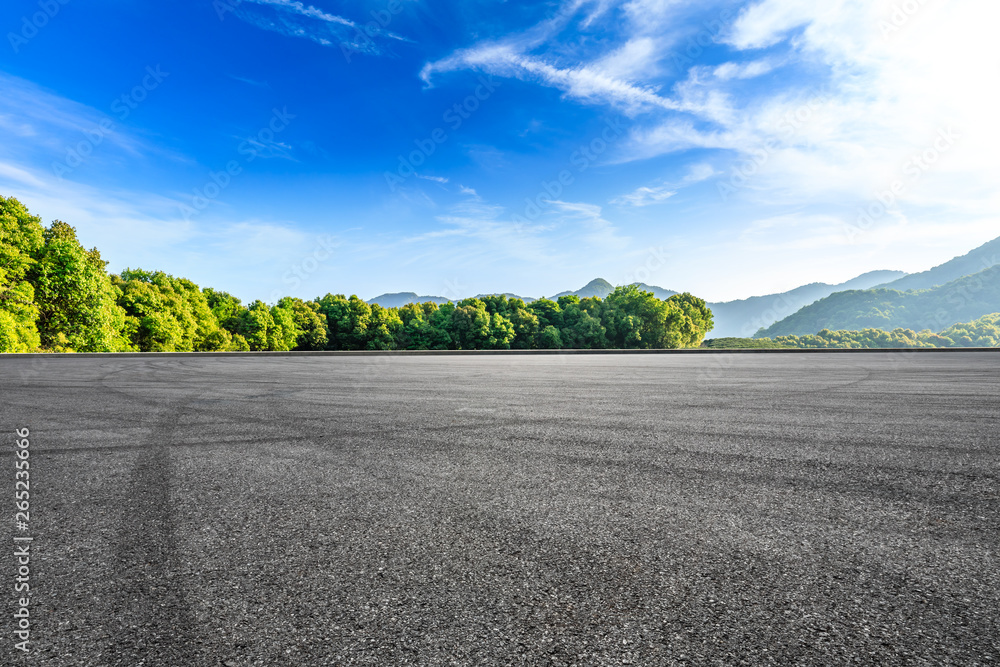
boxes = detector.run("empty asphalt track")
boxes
[2,352,998,666]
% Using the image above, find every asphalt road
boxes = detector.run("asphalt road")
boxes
[1,352,998,666]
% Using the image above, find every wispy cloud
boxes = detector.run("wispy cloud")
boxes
[231,0,410,55]
[0,72,147,160]
[611,162,716,206]
[713,58,779,80]
[0,157,334,302]
[416,174,449,184]
[551,200,630,250]
[419,1,684,115]
[422,45,680,115]
[611,184,676,207]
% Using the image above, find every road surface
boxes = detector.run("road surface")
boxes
[1,352,998,665]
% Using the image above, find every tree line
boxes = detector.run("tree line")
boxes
[1,196,714,353]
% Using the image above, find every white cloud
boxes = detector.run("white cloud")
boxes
[724,1,816,49]
[611,184,676,207]
[0,72,150,164]
[713,58,778,80]
[612,161,716,206]
[551,200,631,250]
[232,0,409,54]
[422,45,680,114]
[616,0,1000,227]
[248,0,354,26]
[592,37,660,80]
[416,174,449,184]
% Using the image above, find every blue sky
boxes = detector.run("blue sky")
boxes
[2,0,998,303]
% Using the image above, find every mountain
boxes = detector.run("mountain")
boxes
[874,236,1000,292]
[551,278,678,301]
[756,265,1000,337]
[368,292,534,308]
[552,278,615,299]
[474,292,535,303]
[367,292,451,309]
[706,270,907,338]
[633,283,678,301]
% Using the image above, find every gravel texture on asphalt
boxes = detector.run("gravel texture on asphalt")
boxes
[1,352,998,666]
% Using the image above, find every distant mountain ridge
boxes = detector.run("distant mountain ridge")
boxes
[875,236,1000,292]
[366,292,451,309]
[475,292,535,303]
[706,270,907,338]
[757,265,1000,337]
[550,278,678,301]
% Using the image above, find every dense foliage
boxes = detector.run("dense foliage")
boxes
[0,196,715,353]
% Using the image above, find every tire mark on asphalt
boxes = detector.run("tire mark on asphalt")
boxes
[99,362,302,666]
[109,398,203,666]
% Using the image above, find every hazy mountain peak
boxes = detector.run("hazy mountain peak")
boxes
[876,235,1000,292]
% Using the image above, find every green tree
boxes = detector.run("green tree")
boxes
[396,302,436,349]
[269,302,300,351]
[365,303,402,350]
[537,325,563,349]
[0,196,44,352]
[30,221,130,352]
[508,301,539,349]
[939,313,1000,347]
[451,299,493,349]
[528,298,563,332]
[115,270,232,351]
[601,284,688,349]
[667,292,714,348]
[451,298,515,349]
[277,297,327,350]
[560,306,607,349]
[316,294,372,350]
[237,300,276,351]
[205,289,246,333]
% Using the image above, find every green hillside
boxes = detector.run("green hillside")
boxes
[707,270,906,338]
[711,313,1000,349]
[756,265,1000,337]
